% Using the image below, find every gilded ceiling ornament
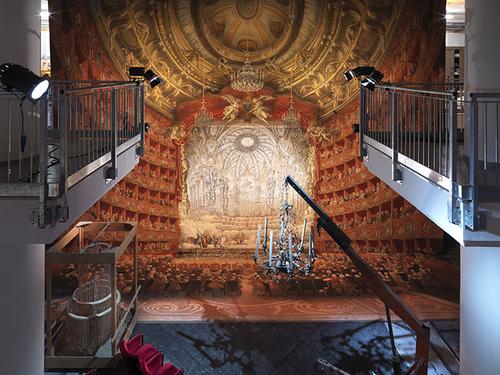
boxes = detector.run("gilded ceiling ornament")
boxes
[222,95,242,123]
[90,0,402,118]
[237,39,259,52]
[208,20,225,38]
[306,123,340,146]
[269,19,285,38]
[249,95,274,125]
[222,94,273,124]
[235,0,259,20]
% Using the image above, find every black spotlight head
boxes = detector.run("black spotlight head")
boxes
[361,77,376,91]
[0,63,50,102]
[144,69,163,88]
[343,70,356,81]
[149,76,163,88]
[369,70,384,82]
[128,66,145,77]
[144,69,156,81]
[353,66,376,77]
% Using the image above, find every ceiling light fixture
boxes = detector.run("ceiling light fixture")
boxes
[195,60,214,127]
[231,53,265,93]
[282,69,300,127]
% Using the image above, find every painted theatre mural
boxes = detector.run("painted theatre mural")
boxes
[181,116,313,250]
[46,0,457,305]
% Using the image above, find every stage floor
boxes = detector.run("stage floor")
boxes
[138,292,459,322]
[132,320,460,375]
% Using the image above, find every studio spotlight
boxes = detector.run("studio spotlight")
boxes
[343,70,356,81]
[128,66,163,88]
[360,77,377,91]
[343,66,376,81]
[144,69,162,88]
[344,65,384,91]
[369,70,384,82]
[0,63,50,102]
[128,66,146,77]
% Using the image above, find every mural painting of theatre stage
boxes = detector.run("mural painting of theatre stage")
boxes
[180,119,313,253]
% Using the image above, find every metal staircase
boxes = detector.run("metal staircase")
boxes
[359,83,500,246]
[0,80,145,243]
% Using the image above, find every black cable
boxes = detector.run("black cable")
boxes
[19,98,27,153]
[47,143,61,168]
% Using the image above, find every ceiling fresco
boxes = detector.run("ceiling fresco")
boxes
[90,0,402,118]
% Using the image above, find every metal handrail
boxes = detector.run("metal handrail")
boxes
[0,80,145,227]
[285,175,430,375]
[378,84,456,97]
[360,83,500,230]
[64,81,138,94]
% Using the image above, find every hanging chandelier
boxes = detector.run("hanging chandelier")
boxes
[195,100,214,127]
[282,101,300,127]
[253,202,316,276]
[231,54,265,93]
[195,61,214,127]
[281,71,300,127]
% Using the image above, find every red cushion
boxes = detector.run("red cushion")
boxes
[158,363,184,375]
[120,333,144,358]
[139,351,163,375]
[136,344,159,361]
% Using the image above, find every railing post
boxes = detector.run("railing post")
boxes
[57,90,68,222]
[448,99,460,225]
[38,97,49,228]
[139,83,145,156]
[133,84,139,147]
[111,261,117,354]
[391,92,402,181]
[359,87,366,157]
[107,89,118,180]
[385,305,402,375]
[468,94,479,230]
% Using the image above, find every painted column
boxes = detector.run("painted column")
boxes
[0,0,42,165]
[460,2,500,374]
[460,245,500,375]
[465,0,500,162]
[0,0,41,73]
[0,243,45,375]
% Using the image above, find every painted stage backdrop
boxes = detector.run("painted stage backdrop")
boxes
[180,119,313,249]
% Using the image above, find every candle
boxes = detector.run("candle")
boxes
[288,233,293,270]
[263,217,268,255]
[255,224,261,260]
[299,218,307,253]
[308,231,313,267]
[269,231,274,266]
[309,230,315,263]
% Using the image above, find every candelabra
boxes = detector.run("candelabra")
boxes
[195,100,214,127]
[231,54,265,93]
[253,202,316,276]
[281,101,300,127]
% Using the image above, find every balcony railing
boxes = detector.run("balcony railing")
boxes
[360,83,500,230]
[0,80,145,227]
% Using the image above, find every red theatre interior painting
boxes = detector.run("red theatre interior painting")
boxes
[42,2,462,368]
